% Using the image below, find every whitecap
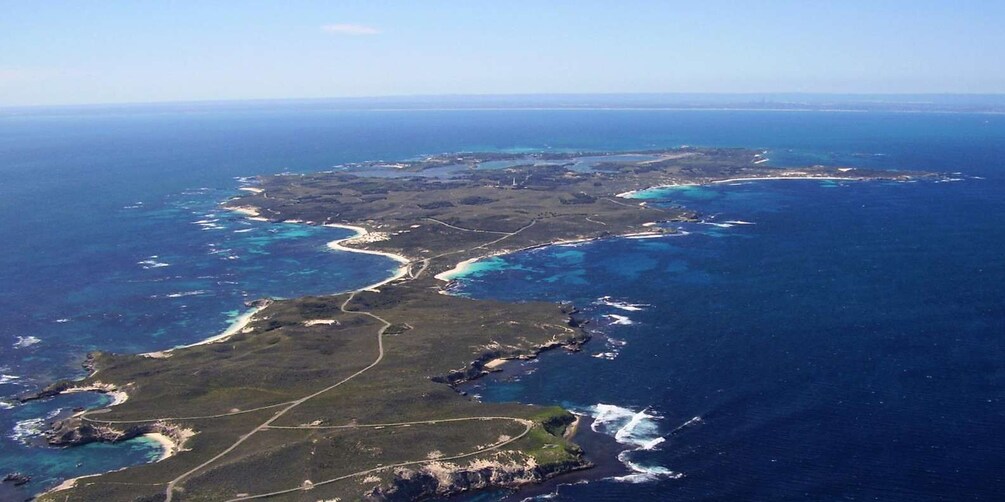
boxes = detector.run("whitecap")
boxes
[55,318,70,323]
[612,451,684,483]
[154,290,208,299]
[607,337,627,347]
[591,404,663,447]
[596,296,649,311]
[604,314,634,325]
[10,417,46,442]
[13,336,41,349]
[592,352,619,360]
[670,416,704,435]
[589,403,681,483]
[0,374,21,385]
[723,220,756,225]
[138,259,170,269]
[614,411,665,449]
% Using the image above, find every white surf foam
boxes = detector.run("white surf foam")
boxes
[670,416,704,434]
[155,290,208,299]
[612,455,685,483]
[138,257,170,269]
[0,374,21,385]
[592,352,619,360]
[591,336,627,360]
[604,314,634,325]
[589,403,682,484]
[596,296,649,311]
[13,336,41,349]
[10,417,45,442]
[723,220,756,225]
[592,404,663,448]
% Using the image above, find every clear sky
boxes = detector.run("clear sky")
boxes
[2,0,1004,106]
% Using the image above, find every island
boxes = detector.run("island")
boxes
[31,148,933,501]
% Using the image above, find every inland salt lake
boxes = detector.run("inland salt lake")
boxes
[0,105,1002,500]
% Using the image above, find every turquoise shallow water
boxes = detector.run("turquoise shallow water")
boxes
[0,106,1002,499]
[454,174,1004,500]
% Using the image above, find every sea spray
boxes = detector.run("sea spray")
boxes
[587,404,682,482]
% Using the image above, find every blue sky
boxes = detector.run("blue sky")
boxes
[2,1,1003,106]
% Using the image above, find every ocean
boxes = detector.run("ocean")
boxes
[0,105,1002,500]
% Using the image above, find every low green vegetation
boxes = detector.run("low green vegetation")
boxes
[38,149,930,501]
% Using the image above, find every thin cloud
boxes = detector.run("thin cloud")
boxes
[322,23,380,36]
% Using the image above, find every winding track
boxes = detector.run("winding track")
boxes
[425,217,511,234]
[70,216,557,500]
[225,418,534,501]
[162,293,389,501]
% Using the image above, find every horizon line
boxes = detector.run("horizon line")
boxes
[4,91,1005,113]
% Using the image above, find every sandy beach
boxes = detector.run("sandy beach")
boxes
[141,305,265,358]
[483,358,509,370]
[144,433,176,461]
[323,223,411,291]
[143,426,195,461]
[434,230,677,283]
[64,383,129,407]
[224,205,262,217]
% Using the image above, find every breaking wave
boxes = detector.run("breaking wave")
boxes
[587,403,684,482]
[13,336,41,349]
[603,314,634,325]
[10,417,45,442]
[596,296,649,311]
[138,256,170,269]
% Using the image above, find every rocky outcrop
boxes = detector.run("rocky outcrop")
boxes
[19,379,124,405]
[18,380,75,403]
[243,297,274,309]
[44,418,188,450]
[431,314,590,387]
[2,472,31,486]
[364,456,590,501]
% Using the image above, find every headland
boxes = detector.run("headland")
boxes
[31,148,936,501]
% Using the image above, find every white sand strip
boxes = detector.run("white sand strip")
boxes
[710,175,863,184]
[225,205,261,217]
[64,385,129,407]
[144,433,176,461]
[323,223,411,292]
[141,305,265,358]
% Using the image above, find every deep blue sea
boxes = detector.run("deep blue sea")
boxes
[0,106,1002,500]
